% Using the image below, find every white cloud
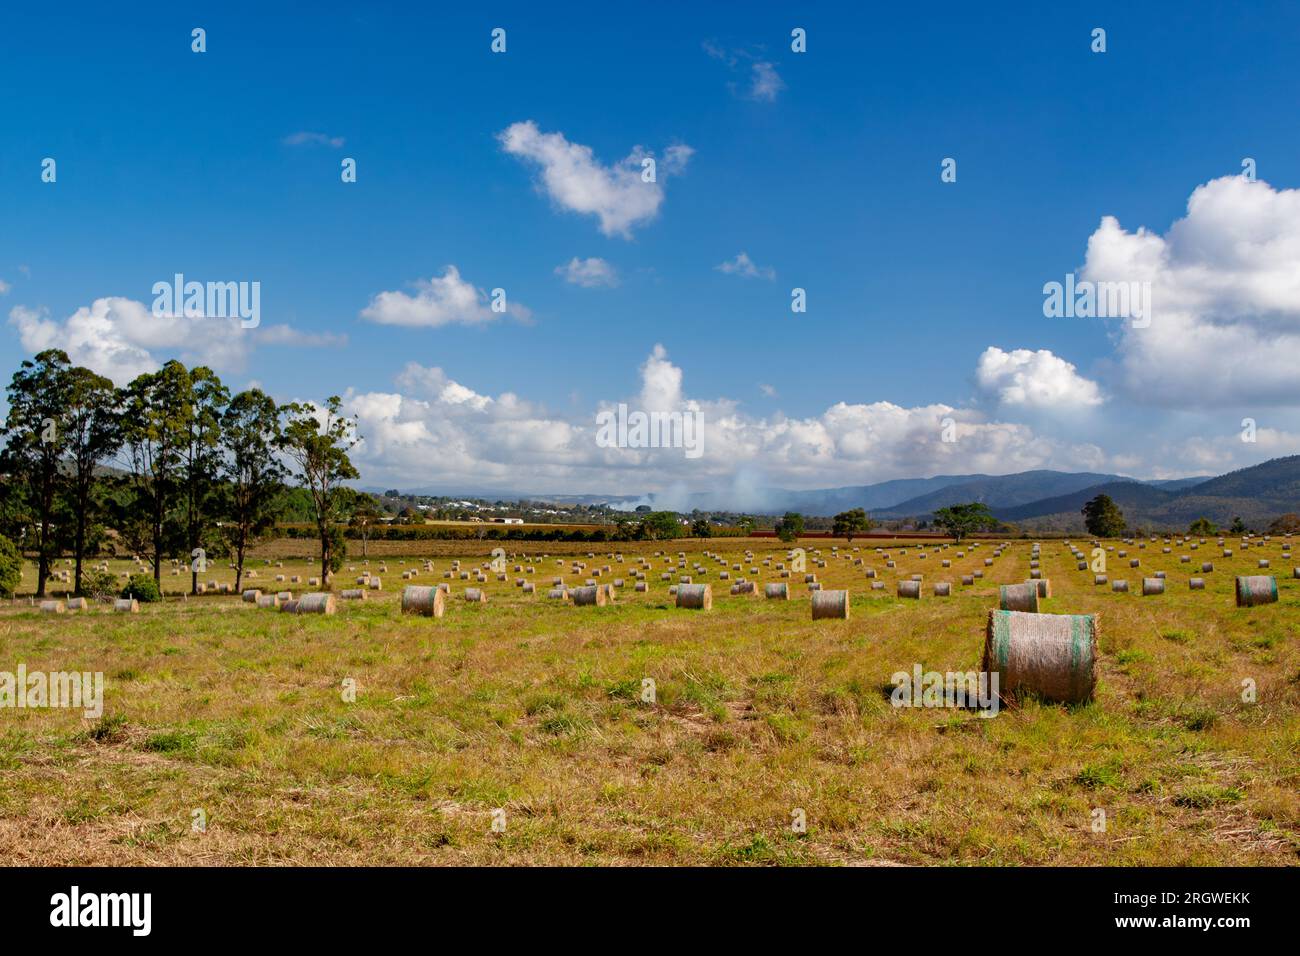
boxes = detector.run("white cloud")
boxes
[283,131,345,148]
[7,296,338,385]
[750,62,785,101]
[498,121,692,238]
[555,257,619,288]
[976,346,1104,410]
[759,383,777,397]
[704,43,785,102]
[1080,175,1300,406]
[0,279,10,295]
[715,251,775,280]
[341,344,1107,496]
[360,265,529,328]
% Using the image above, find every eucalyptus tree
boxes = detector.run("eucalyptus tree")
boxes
[180,367,229,594]
[220,388,284,592]
[61,364,121,594]
[279,396,359,586]
[119,361,191,586]
[0,350,71,596]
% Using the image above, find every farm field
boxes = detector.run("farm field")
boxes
[1,536,1297,866]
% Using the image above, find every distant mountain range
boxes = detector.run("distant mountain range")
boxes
[391,455,1300,532]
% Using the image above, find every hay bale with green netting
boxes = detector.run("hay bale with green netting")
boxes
[811,589,849,619]
[999,582,1039,612]
[1235,575,1277,607]
[401,585,444,617]
[983,609,1098,704]
[676,584,712,610]
[296,593,336,615]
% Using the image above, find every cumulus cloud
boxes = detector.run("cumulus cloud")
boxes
[360,265,529,327]
[0,279,10,295]
[283,131,345,148]
[340,343,1107,495]
[555,256,619,288]
[498,121,692,238]
[1080,175,1300,406]
[715,251,775,280]
[976,347,1103,409]
[7,297,337,385]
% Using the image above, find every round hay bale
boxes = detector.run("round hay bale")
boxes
[983,609,1098,704]
[633,581,647,593]
[1111,579,1129,593]
[1029,569,1042,579]
[962,575,974,586]
[547,588,570,602]
[571,585,607,607]
[1294,567,1300,579]
[1142,577,1165,596]
[1032,579,1052,599]
[279,599,300,613]
[464,588,488,604]
[870,580,884,590]
[933,582,951,597]
[296,592,336,615]
[66,597,88,612]
[340,588,367,600]
[676,584,712,610]
[1076,561,1087,571]
[1129,559,1140,568]
[1235,575,1278,607]
[114,598,140,613]
[1094,574,1108,585]
[998,582,1039,612]
[39,600,66,614]
[1258,559,1270,568]
[241,589,262,603]
[1189,578,1205,590]
[811,589,850,619]
[764,583,789,600]
[1201,562,1214,573]
[401,585,444,617]
[257,594,280,608]
[897,580,921,600]
[276,590,293,602]
[732,581,758,595]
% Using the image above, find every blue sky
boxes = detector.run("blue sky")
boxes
[4,1,1300,499]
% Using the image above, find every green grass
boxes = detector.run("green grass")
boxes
[1,537,1297,865]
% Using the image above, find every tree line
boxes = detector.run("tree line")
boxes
[0,350,361,597]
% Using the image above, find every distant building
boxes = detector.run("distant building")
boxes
[491,517,524,524]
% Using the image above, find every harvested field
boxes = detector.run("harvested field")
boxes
[1,536,1297,866]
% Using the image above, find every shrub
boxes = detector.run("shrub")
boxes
[0,535,21,598]
[120,574,162,603]
[80,568,118,600]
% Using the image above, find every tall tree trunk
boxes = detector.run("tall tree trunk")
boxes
[74,508,86,596]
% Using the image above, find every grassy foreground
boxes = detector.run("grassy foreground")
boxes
[1,536,1296,866]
